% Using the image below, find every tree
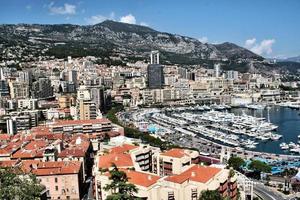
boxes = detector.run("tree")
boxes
[0,167,44,200]
[199,190,224,200]
[228,156,245,170]
[249,160,271,173]
[104,164,138,200]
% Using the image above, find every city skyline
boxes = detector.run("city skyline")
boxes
[0,0,300,58]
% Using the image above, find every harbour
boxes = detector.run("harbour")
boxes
[123,104,300,155]
[231,106,300,155]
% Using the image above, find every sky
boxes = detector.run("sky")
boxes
[0,0,299,58]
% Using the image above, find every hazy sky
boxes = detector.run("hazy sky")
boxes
[0,0,299,58]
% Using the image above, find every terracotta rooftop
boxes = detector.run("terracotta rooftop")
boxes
[52,118,111,126]
[0,160,81,176]
[11,140,48,159]
[58,134,90,158]
[110,144,138,154]
[165,165,222,184]
[123,170,160,187]
[0,160,18,168]
[59,148,86,158]
[31,126,51,135]
[0,140,23,156]
[99,153,133,169]
[35,133,64,140]
[32,161,82,176]
[161,148,187,158]
[0,134,11,141]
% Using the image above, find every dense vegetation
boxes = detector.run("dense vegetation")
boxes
[0,167,44,200]
[228,156,245,171]
[104,164,139,200]
[249,160,272,173]
[198,190,225,200]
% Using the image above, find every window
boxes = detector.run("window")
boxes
[55,177,58,183]
[55,186,58,191]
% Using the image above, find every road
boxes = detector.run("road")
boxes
[82,177,94,200]
[254,183,286,200]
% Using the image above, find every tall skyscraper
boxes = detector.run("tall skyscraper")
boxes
[214,64,221,78]
[0,67,5,80]
[18,70,32,86]
[6,118,17,135]
[147,51,164,89]
[150,50,160,64]
[32,78,53,99]
[68,70,78,88]
[0,80,9,97]
[76,86,98,120]
[9,81,30,99]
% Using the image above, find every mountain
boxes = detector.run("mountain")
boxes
[0,20,289,73]
[284,56,300,63]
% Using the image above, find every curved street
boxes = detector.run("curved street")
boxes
[254,183,287,200]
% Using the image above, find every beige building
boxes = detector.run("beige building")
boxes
[77,99,97,120]
[95,163,237,200]
[76,85,98,120]
[9,81,29,99]
[34,161,84,200]
[153,148,199,176]
[58,95,76,109]
[95,144,237,200]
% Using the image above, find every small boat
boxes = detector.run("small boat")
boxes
[280,142,289,150]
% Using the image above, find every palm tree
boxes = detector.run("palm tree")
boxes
[104,164,138,200]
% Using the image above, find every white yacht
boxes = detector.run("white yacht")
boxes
[246,104,266,110]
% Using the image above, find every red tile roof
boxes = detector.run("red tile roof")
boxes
[32,161,81,176]
[0,160,81,176]
[122,170,160,187]
[110,144,138,154]
[52,118,111,126]
[0,140,23,156]
[11,140,48,159]
[0,134,11,141]
[165,165,222,184]
[0,160,19,168]
[59,149,86,158]
[35,133,64,140]
[161,148,187,158]
[58,135,90,158]
[31,126,51,135]
[99,153,133,169]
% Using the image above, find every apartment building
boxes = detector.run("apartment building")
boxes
[153,148,200,176]
[95,144,237,200]
[9,81,30,99]
[0,160,84,200]
[49,119,112,134]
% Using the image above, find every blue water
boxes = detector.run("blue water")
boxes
[231,106,300,155]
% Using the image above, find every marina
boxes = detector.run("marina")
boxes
[122,104,300,155]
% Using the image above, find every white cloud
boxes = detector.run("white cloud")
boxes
[244,38,275,55]
[198,36,208,43]
[120,14,136,24]
[26,5,32,10]
[48,2,76,15]
[85,12,115,25]
[140,22,149,26]
[245,38,256,48]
